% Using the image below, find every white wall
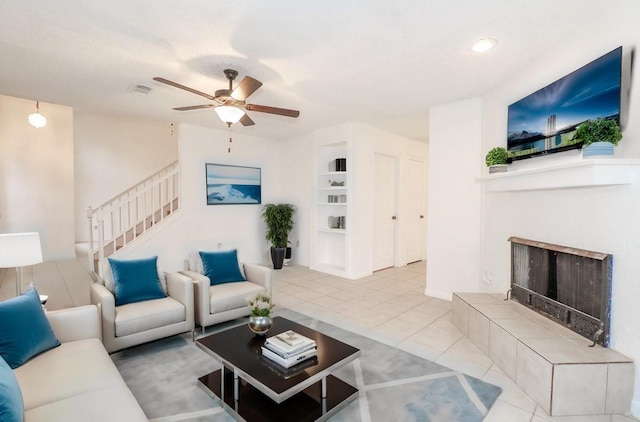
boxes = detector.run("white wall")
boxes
[477,1,640,415]
[0,95,75,259]
[110,124,280,271]
[74,111,178,242]
[274,132,314,266]
[426,98,483,300]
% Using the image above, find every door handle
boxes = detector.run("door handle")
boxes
[392,216,397,220]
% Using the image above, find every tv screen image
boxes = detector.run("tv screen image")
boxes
[507,46,622,160]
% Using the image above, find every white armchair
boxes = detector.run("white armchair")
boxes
[90,258,194,353]
[180,251,272,335]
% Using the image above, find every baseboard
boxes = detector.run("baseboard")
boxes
[630,399,640,419]
[424,287,452,301]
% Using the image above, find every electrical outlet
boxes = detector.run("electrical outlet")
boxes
[296,240,300,247]
[217,243,223,250]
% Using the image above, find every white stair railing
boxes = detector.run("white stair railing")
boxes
[86,161,180,274]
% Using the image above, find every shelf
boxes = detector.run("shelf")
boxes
[318,171,348,177]
[318,228,346,234]
[477,159,640,192]
[319,186,347,191]
[318,203,348,206]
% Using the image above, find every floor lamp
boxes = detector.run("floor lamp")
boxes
[0,232,43,296]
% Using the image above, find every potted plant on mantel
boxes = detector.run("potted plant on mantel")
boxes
[485,146,509,173]
[572,118,623,157]
[262,203,295,270]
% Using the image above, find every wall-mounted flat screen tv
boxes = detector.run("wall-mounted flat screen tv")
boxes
[507,46,622,161]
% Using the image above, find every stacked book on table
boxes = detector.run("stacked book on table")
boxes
[261,330,317,368]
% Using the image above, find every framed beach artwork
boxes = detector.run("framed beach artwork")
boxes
[205,163,261,205]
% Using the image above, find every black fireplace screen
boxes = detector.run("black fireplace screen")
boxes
[509,237,612,346]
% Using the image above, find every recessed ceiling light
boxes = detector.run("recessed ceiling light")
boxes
[471,38,498,53]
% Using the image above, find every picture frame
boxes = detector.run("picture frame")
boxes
[205,163,261,205]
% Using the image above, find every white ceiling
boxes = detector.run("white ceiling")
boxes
[0,1,621,142]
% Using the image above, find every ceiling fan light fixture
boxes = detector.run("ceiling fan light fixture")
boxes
[28,101,47,128]
[215,105,245,125]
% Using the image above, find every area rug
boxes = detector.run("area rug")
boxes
[112,309,502,422]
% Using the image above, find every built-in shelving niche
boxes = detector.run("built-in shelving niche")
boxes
[312,142,349,276]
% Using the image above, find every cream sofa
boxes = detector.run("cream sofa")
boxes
[14,305,147,421]
[181,252,272,334]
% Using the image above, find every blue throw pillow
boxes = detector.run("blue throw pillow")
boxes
[0,288,60,369]
[199,250,245,285]
[108,256,166,306]
[0,355,23,422]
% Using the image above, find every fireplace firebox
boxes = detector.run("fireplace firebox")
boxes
[508,237,612,346]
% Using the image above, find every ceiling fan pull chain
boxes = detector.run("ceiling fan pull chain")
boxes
[228,127,233,153]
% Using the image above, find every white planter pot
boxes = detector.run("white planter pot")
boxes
[488,164,508,173]
[582,142,614,158]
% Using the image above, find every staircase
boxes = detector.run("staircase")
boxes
[86,161,180,274]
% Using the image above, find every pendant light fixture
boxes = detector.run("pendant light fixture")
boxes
[28,101,47,128]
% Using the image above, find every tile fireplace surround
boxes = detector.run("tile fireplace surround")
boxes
[453,292,634,416]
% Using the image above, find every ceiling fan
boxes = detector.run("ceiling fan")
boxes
[153,69,300,127]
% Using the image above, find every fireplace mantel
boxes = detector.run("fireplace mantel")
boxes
[477,158,640,192]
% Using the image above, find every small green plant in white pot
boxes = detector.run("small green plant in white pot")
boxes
[572,118,622,157]
[485,147,509,173]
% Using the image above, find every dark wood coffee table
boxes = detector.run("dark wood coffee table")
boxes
[196,316,360,422]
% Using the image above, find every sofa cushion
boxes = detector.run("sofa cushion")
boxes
[108,256,167,306]
[0,289,60,369]
[23,385,147,422]
[0,356,23,422]
[115,296,186,337]
[210,281,265,314]
[200,250,245,285]
[13,338,124,411]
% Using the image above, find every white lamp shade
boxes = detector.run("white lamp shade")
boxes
[0,232,43,267]
[28,112,47,128]
[214,105,245,125]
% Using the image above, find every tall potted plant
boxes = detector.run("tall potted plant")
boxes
[572,118,622,157]
[262,203,295,269]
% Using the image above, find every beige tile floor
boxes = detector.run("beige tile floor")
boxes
[1,259,637,422]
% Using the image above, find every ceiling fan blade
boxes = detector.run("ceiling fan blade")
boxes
[153,77,216,101]
[245,104,300,118]
[231,76,263,101]
[172,104,216,111]
[240,114,255,126]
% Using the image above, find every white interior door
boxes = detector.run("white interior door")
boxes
[406,158,426,263]
[373,153,397,271]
